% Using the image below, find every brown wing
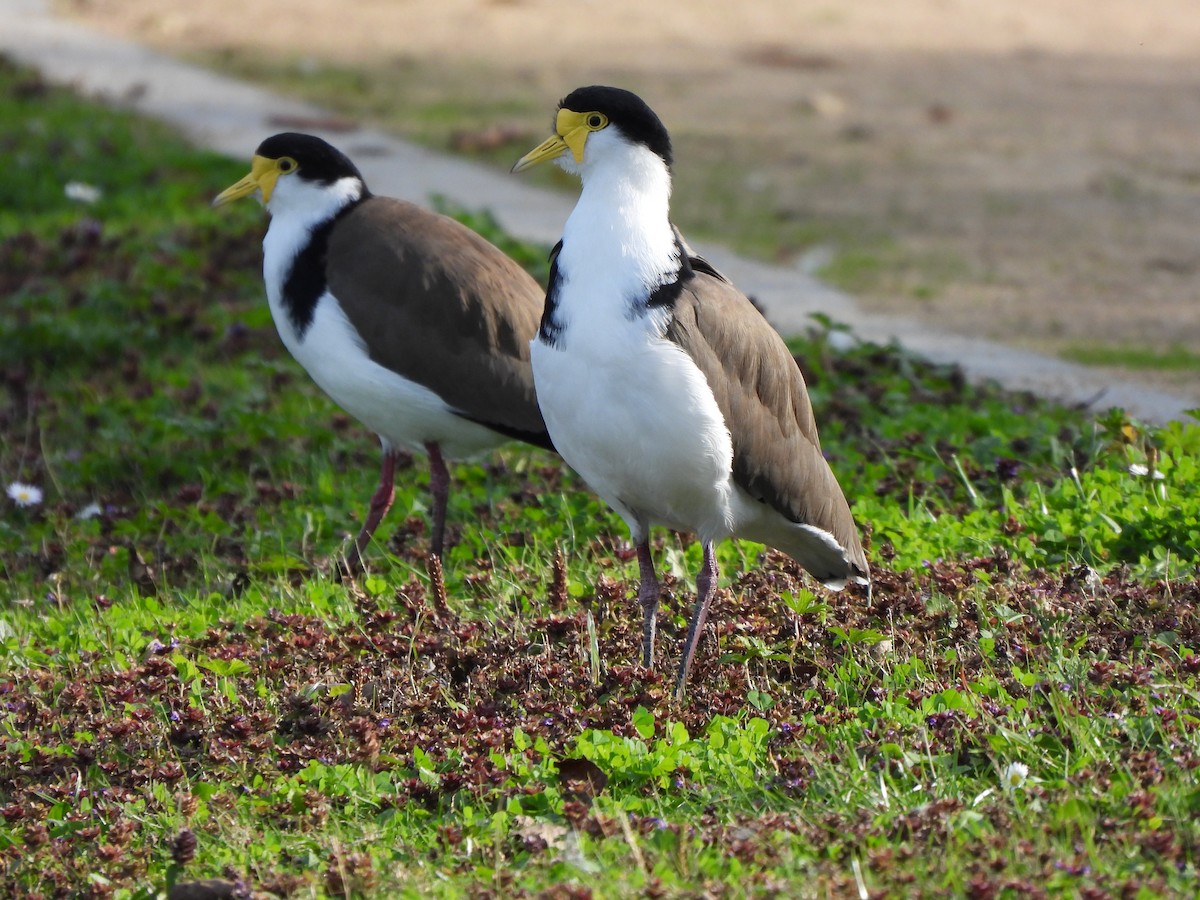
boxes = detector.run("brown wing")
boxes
[326,197,552,449]
[664,267,868,575]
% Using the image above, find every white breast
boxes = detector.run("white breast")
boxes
[532,321,736,543]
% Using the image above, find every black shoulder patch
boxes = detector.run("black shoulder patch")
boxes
[643,233,695,310]
[668,224,730,285]
[538,240,565,347]
[688,253,728,282]
[280,204,357,338]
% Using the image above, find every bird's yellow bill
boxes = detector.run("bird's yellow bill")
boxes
[212,155,281,207]
[512,134,569,172]
[512,109,592,172]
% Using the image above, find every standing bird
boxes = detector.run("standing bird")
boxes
[513,87,869,697]
[215,133,553,570]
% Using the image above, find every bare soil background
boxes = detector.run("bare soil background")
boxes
[60,0,1200,402]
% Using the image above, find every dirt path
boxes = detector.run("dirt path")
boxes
[61,0,1200,401]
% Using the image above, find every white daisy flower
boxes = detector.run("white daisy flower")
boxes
[6,482,44,508]
[1001,761,1028,792]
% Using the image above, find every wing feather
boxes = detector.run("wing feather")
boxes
[326,198,553,449]
[664,266,868,576]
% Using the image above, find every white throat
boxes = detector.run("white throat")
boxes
[260,175,363,337]
[555,139,679,322]
[265,174,362,232]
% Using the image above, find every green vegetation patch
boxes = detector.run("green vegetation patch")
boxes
[1061,342,1200,373]
[2,57,1199,897]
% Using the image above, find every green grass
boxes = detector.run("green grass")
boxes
[1060,343,1200,373]
[813,243,972,302]
[2,57,1200,898]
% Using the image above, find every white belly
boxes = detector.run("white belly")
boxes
[532,332,736,542]
[273,291,505,458]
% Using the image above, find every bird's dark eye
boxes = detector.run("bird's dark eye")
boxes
[278,158,296,173]
[587,114,606,129]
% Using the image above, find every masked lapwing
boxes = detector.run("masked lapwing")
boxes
[215,133,553,570]
[513,87,869,697]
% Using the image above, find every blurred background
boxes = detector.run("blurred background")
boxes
[62,0,1200,401]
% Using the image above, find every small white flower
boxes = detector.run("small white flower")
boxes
[6,482,43,508]
[1001,761,1029,792]
[76,502,103,520]
[64,181,102,204]
[1128,463,1165,480]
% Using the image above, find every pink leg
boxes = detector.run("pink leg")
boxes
[425,441,449,557]
[348,449,398,573]
[636,540,660,669]
[674,542,718,700]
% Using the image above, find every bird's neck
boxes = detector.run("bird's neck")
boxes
[559,154,680,306]
[266,175,363,232]
[262,176,364,341]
